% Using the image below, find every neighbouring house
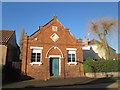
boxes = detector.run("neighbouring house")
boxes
[21,15,84,80]
[82,38,116,60]
[116,53,120,60]
[0,29,20,81]
[0,29,20,65]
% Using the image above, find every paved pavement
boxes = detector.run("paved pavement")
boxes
[2,77,119,89]
[54,80,119,88]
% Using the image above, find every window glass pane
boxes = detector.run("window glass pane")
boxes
[37,53,41,62]
[37,58,40,62]
[32,53,36,57]
[31,53,36,62]
[72,54,75,62]
[32,58,35,62]
[37,53,40,57]
[68,54,72,62]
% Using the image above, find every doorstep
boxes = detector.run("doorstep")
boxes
[49,76,64,80]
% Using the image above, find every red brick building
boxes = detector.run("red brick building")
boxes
[21,16,84,80]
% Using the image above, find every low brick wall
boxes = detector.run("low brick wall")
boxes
[85,72,119,78]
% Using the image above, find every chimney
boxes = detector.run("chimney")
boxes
[84,37,88,46]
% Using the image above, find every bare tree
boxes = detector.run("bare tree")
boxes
[89,17,117,60]
[19,27,25,60]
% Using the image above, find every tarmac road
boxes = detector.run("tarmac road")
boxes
[2,77,120,89]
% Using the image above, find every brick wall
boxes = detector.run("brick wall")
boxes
[21,17,84,80]
[116,54,120,60]
[85,72,119,78]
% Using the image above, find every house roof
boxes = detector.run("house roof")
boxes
[0,29,15,43]
[83,39,116,51]
[83,39,101,46]
[89,39,101,45]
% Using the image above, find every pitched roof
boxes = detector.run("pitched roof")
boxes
[83,39,100,46]
[30,16,66,37]
[87,39,116,51]
[89,39,101,45]
[0,29,15,43]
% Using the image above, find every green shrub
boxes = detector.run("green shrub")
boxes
[83,64,93,73]
[83,58,120,73]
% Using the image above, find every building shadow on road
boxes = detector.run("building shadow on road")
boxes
[23,77,118,89]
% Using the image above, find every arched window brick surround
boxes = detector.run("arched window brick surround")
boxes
[46,46,64,58]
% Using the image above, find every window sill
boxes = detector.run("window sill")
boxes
[30,62,42,66]
[67,62,77,65]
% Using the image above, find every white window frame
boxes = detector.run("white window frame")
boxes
[30,47,43,66]
[66,48,77,51]
[66,48,77,65]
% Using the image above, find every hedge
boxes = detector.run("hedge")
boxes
[83,58,120,73]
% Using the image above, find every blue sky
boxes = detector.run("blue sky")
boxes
[2,2,119,53]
